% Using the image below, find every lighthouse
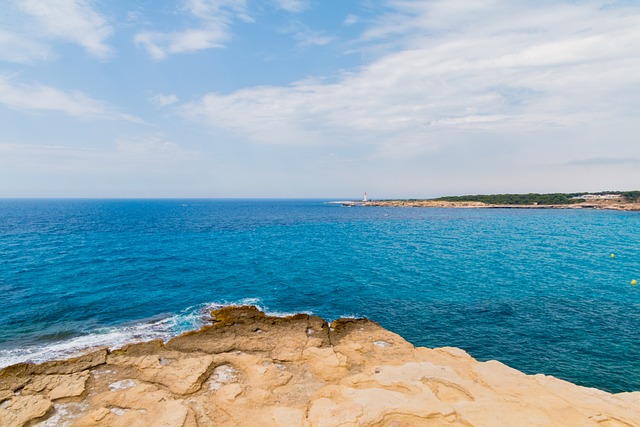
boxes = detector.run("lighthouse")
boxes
[363,192,368,202]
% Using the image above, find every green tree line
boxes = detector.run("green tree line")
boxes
[431,191,639,205]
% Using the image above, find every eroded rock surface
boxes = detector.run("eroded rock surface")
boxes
[0,306,638,426]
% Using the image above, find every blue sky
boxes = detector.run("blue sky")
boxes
[0,0,639,198]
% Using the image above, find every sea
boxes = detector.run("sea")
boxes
[0,199,638,393]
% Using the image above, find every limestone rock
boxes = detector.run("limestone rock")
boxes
[107,348,214,395]
[0,306,638,427]
[0,395,52,427]
[0,389,13,403]
[0,349,107,393]
[165,306,330,360]
[74,383,188,427]
[23,371,90,400]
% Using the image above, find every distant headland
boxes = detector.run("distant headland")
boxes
[343,191,640,211]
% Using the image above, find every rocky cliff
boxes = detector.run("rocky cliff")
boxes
[1,306,639,426]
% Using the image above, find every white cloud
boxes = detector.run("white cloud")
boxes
[136,28,228,60]
[13,0,113,60]
[0,29,51,63]
[185,0,252,21]
[135,0,252,60]
[273,0,308,13]
[150,94,179,108]
[0,136,193,198]
[567,157,640,166]
[284,23,335,47]
[0,136,185,165]
[181,0,640,162]
[114,136,186,164]
[0,75,141,122]
[343,15,359,26]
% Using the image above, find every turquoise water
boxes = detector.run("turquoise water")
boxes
[0,199,639,393]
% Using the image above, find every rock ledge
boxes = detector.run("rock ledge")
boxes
[1,306,639,426]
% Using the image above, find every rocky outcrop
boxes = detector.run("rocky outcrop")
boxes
[364,200,487,208]
[1,306,639,426]
[362,200,640,211]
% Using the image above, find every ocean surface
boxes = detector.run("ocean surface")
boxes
[0,199,639,393]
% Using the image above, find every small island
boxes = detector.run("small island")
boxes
[355,191,640,211]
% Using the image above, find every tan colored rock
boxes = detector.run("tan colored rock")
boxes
[270,406,306,427]
[0,349,107,393]
[0,306,638,427]
[217,383,243,401]
[302,347,348,381]
[23,371,90,400]
[107,349,214,395]
[0,395,52,427]
[34,349,108,375]
[165,305,330,358]
[74,383,188,427]
[0,389,13,403]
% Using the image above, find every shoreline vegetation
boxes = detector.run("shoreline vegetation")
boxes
[1,306,639,426]
[346,191,640,211]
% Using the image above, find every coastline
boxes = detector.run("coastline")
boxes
[1,306,639,427]
[352,200,640,211]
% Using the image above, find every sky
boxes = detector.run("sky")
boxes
[0,0,639,199]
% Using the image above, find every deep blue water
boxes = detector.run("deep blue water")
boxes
[0,199,639,393]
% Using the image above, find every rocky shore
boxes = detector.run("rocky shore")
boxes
[360,200,640,211]
[1,306,639,426]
